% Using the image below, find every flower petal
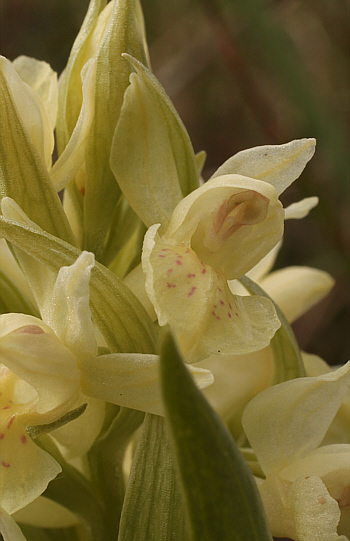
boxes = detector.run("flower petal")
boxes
[0,411,61,514]
[164,174,284,280]
[143,226,280,362]
[259,266,334,323]
[0,56,54,169]
[197,346,274,424]
[290,476,346,541]
[81,353,213,415]
[0,506,27,541]
[51,59,96,192]
[51,394,105,457]
[12,55,58,134]
[284,196,319,219]
[211,138,316,196]
[43,251,97,361]
[242,362,350,475]
[0,313,81,413]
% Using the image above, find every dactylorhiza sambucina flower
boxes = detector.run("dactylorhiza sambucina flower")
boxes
[242,362,350,541]
[140,138,317,363]
[0,251,212,516]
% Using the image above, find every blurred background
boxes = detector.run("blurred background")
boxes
[0,0,349,366]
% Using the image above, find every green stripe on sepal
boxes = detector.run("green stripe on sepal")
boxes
[0,217,157,354]
[160,331,273,541]
[0,269,38,316]
[238,275,305,381]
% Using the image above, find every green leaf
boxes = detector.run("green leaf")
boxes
[0,217,157,354]
[27,404,87,439]
[160,332,273,541]
[83,0,147,259]
[122,55,199,199]
[0,70,77,246]
[118,414,188,541]
[238,275,305,381]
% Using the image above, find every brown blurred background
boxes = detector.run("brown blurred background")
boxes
[0,0,349,366]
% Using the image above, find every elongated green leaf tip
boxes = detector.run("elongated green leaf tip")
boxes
[160,331,273,541]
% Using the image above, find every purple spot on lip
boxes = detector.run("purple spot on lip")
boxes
[176,260,183,265]
[1,461,10,468]
[167,283,176,288]
[220,300,225,305]
[187,287,197,297]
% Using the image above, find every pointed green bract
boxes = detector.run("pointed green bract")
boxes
[83,1,147,259]
[160,332,273,541]
[118,414,188,541]
[122,55,199,199]
[110,70,183,229]
[56,0,107,151]
[239,275,305,381]
[0,70,77,246]
[0,217,156,354]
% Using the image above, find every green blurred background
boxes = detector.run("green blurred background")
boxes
[0,0,349,366]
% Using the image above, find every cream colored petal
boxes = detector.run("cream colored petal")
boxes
[247,241,282,283]
[44,251,97,361]
[242,362,350,476]
[211,138,316,195]
[0,241,37,310]
[0,411,61,514]
[124,263,157,321]
[164,174,284,280]
[197,346,274,422]
[303,354,350,445]
[259,266,334,323]
[290,476,346,541]
[284,196,319,219]
[13,55,58,133]
[51,59,96,191]
[12,496,78,528]
[142,226,280,362]
[81,353,214,416]
[0,314,81,413]
[0,507,28,541]
[0,56,54,169]
[51,394,105,457]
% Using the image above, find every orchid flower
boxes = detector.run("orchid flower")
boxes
[242,362,350,541]
[141,139,316,363]
[0,250,213,474]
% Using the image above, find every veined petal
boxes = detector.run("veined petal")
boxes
[44,251,97,361]
[164,174,284,280]
[211,138,316,196]
[0,506,28,541]
[0,56,54,169]
[51,59,96,192]
[289,476,346,541]
[284,197,319,219]
[81,353,213,415]
[0,313,81,413]
[259,266,334,323]
[242,362,350,476]
[143,226,280,362]
[0,409,61,514]
[12,55,58,134]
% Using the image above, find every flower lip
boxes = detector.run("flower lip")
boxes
[205,189,270,251]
